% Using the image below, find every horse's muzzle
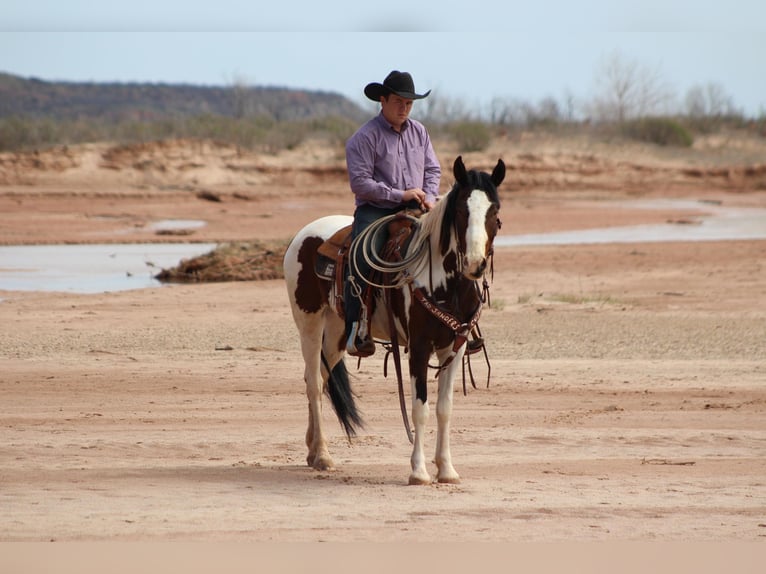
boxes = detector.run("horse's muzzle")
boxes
[463,256,487,279]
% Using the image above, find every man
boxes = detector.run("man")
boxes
[344,70,442,357]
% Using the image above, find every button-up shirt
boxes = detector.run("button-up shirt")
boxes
[345,113,441,209]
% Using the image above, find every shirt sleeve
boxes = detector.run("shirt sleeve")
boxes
[422,133,441,202]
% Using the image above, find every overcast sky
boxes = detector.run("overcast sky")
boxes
[2,1,765,116]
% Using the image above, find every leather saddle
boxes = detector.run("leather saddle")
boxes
[315,224,353,281]
[314,211,421,314]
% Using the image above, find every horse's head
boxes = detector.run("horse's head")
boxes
[440,156,505,280]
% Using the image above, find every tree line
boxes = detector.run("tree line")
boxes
[1,53,763,153]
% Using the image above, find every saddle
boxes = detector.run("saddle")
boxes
[314,210,421,316]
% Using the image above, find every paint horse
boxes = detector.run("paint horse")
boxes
[283,156,505,484]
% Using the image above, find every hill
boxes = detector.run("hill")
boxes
[0,72,367,123]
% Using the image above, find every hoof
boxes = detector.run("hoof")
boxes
[408,473,432,486]
[437,474,461,484]
[308,453,335,471]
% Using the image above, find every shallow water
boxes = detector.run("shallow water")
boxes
[0,243,216,294]
[1,200,764,294]
[496,199,766,247]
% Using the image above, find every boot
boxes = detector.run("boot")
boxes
[346,320,376,358]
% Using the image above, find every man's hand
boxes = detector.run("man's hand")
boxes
[403,187,427,207]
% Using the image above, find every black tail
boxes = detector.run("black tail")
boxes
[322,353,364,437]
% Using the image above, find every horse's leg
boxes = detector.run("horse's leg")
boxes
[299,318,334,471]
[433,346,464,484]
[284,217,353,471]
[408,348,432,485]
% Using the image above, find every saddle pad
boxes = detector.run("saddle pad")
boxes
[314,255,336,280]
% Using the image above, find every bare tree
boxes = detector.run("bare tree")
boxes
[487,96,514,125]
[684,82,737,118]
[229,75,256,119]
[416,92,471,125]
[536,96,561,123]
[483,96,530,127]
[561,89,578,122]
[589,51,673,122]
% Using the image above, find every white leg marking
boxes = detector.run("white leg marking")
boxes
[434,348,463,483]
[409,377,431,485]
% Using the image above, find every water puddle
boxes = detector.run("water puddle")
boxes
[0,243,216,294]
[497,199,766,247]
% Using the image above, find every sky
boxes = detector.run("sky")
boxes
[2,1,765,117]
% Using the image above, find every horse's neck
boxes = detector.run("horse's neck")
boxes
[404,226,442,291]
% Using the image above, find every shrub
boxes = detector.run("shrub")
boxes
[752,115,766,138]
[0,117,32,151]
[308,115,358,145]
[448,121,492,153]
[622,117,694,147]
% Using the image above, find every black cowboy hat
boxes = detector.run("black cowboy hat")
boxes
[364,70,431,101]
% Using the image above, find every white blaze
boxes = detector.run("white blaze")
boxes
[465,190,492,271]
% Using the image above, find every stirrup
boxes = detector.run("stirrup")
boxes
[346,321,376,358]
[466,336,485,354]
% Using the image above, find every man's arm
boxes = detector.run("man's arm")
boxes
[422,134,441,204]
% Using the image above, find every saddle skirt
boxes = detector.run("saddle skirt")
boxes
[315,225,352,280]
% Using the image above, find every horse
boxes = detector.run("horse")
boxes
[283,156,505,484]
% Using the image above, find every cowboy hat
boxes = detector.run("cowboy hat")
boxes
[364,70,431,101]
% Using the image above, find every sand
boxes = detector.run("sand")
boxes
[1,135,765,544]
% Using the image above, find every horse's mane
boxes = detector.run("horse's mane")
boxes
[413,184,451,255]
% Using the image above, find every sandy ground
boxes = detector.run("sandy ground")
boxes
[1,137,765,545]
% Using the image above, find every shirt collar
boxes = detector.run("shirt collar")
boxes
[376,112,410,133]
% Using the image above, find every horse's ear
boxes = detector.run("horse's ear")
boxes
[491,159,506,187]
[453,155,468,185]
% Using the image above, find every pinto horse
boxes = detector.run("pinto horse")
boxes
[283,156,505,484]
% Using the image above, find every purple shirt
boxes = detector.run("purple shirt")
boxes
[345,113,441,208]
